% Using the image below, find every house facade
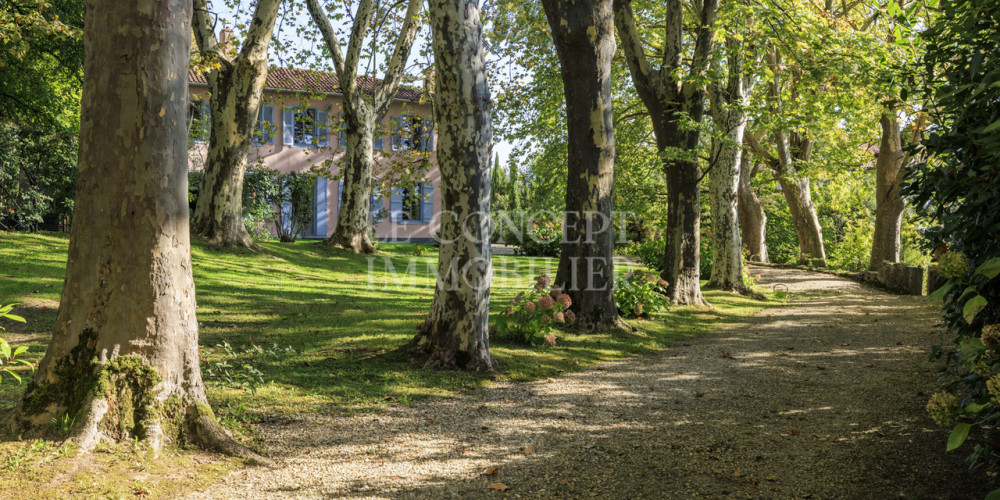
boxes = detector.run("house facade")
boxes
[187,67,441,243]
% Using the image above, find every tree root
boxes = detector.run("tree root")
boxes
[324,232,376,254]
[187,405,273,466]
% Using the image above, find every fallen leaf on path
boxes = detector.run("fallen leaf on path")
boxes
[482,466,499,476]
[791,430,801,436]
[519,445,534,455]
[766,477,778,482]
[721,352,732,358]
[695,392,705,398]
[559,480,569,485]
[488,483,509,491]
[596,366,606,371]
[713,469,723,474]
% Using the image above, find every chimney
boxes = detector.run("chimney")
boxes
[219,26,233,49]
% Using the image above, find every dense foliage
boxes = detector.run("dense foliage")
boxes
[0,122,77,231]
[904,0,1000,484]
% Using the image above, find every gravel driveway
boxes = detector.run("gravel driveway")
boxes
[185,266,988,499]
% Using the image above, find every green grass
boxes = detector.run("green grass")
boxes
[0,232,778,422]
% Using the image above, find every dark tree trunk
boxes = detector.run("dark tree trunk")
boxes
[541,0,621,330]
[190,0,281,249]
[307,0,423,254]
[614,0,718,306]
[870,112,904,270]
[8,0,255,459]
[411,0,494,372]
[737,156,768,262]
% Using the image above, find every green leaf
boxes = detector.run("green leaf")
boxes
[946,423,972,452]
[2,313,25,323]
[974,257,1000,279]
[2,369,21,383]
[985,488,1000,500]
[928,281,955,302]
[964,402,988,414]
[964,295,989,324]
[0,339,9,359]
[984,119,1000,134]
[12,346,28,357]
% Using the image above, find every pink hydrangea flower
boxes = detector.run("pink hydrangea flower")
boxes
[556,293,572,309]
[524,301,537,314]
[538,295,556,311]
[544,333,557,347]
[564,310,576,326]
[553,311,565,323]
[504,306,514,316]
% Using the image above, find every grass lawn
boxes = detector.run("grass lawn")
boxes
[0,231,778,496]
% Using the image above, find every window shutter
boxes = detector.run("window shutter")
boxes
[337,179,344,210]
[391,116,403,150]
[282,107,294,146]
[202,100,212,140]
[373,133,383,151]
[317,109,329,147]
[314,177,328,237]
[389,188,403,223]
[420,183,434,223]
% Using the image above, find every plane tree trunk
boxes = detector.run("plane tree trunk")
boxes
[541,0,621,331]
[7,0,255,460]
[307,0,423,254]
[747,48,826,266]
[411,0,494,372]
[737,155,768,262]
[190,0,281,249]
[708,37,754,293]
[614,0,718,306]
[870,112,918,270]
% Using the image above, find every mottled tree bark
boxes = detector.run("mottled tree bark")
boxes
[190,0,281,249]
[541,0,621,330]
[708,37,754,293]
[411,0,494,371]
[8,0,255,460]
[307,0,423,254]
[614,0,718,305]
[870,113,905,270]
[749,49,826,266]
[737,155,768,262]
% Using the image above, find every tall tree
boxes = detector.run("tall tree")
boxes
[8,0,252,458]
[737,155,768,262]
[614,0,719,305]
[708,24,756,292]
[870,111,924,269]
[540,0,621,329]
[411,0,494,371]
[190,0,282,248]
[306,0,424,254]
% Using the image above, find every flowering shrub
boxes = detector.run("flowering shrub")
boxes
[938,250,969,279]
[515,220,562,257]
[494,274,575,345]
[614,271,670,318]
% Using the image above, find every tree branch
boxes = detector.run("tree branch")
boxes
[374,0,424,117]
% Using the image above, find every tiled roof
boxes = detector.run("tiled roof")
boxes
[188,66,424,101]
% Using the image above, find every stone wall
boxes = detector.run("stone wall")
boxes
[876,262,926,295]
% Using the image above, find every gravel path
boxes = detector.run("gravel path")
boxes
[185,266,987,499]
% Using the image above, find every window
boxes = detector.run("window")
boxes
[251,105,275,146]
[188,97,210,143]
[401,185,421,222]
[390,182,433,224]
[282,106,328,148]
[391,115,434,152]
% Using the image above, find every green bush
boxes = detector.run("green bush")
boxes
[0,122,77,231]
[242,164,279,241]
[614,271,670,318]
[514,218,562,257]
